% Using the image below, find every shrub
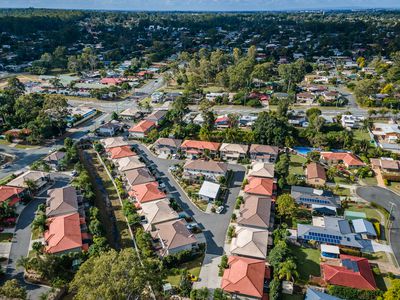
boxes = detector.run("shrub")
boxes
[227,226,235,241]
[327,285,383,300]
[231,213,237,221]
[218,255,228,276]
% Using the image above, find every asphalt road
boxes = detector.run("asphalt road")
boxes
[356,186,400,265]
[4,174,71,299]
[132,142,245,255]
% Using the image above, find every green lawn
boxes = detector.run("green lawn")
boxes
[289,154,307,176]
[14,144,39,149]
[353,129,371,141]
[0,174,16,185]
[166,254,204,286]
[0,139,10,145]
[333,186,351,197]
[347,203,386,223]
[361,176,378,186]
[387,181,400,194]
[289,245,321,284]
[0,233,13,242]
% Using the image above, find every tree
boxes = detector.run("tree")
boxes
[268,240,290,270]
[253,112,292,147]
[277,259,298,281]
[190,287,209,300]
[111,111,118,120]
[276,194,297,220]
[213,288,229,300]
[383,279,400,300]
[69,249,157,300]
[179,269,192,297]
[269,276,280,300]
[0,279,27,300]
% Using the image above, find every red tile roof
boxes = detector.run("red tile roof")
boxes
[0,186,24,206]
[244,177,275,196]
[307,162,326,180]
[322,255,377,290]
[107,146,136,159]
[320,152,365,167]
[129,182,166,204]
[221,256,266,298]
[129,120,156,133]
[180,140,221,151]
[44,213,83,254]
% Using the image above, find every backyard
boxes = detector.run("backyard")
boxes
[289,154,306,176]
[166,254,204,286]
[289,244,321,285]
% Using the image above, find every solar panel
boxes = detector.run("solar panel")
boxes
[342,259,359,272]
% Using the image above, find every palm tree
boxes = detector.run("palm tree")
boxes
[31,213,47,234]
[277,259,299,281]
[24,179,38,193]
[17,256,32,271]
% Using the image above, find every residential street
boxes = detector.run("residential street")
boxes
[356,186,400,266]
[3,174,70,299]
[132,142,245,287]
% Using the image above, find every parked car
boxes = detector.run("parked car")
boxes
[216,206,224,214]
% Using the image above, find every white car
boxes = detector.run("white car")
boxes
[215,206,224,214]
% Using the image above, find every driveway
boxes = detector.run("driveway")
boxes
[3,174,70,299]
[356,186,400,265]
[132,142,245,288]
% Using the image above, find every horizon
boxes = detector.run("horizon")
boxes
[0,0,400,11]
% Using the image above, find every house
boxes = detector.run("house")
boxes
[321,255,377,290]
[371,122,400,144]
[237,194,272,230]
[352,219,377,239]
[193,114,205,126]
[151,219,197,256]
[306,162,327,186]
[139,199,179,231]
[107,146,136,160]
[296,92,316,105]
[44,213,87,254]
[129,120,156,139]
[153,138,182,156]
[344,211,367,221]
[248,162,275,178]
[46,186,80,217]
[341,114,361,129]
[371,157,400,181]
[145,110,167,125]
[206,92,227,101]
[120,108,141,120]
[215,115,230,128]
[151,92,164,103]
[305,288,343,300]
[128,182,167,205]
[219,143,249,161]
[320,152,365,168]
[221,256,268,300]
[180,140,221,158]
[249,144,279,162]
[98,121,123,137]
[115,156,145,172]
[321,244,340,259]
[321,91,339,103]
[297,216,364,249]
[66,106,96,126]
[291,186,340,208]
[7,171,50,190]
[244,177,275,197]
[100,137,129,149]
[198,181,221,202]
[100,78,123,85]
[43,151,66,170]
[0,186,25,206]
[123,167,155,188]
[183,160,227,182]
[230,226,269,259]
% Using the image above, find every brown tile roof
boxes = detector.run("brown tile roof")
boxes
[124,167,155,187]
[154,138,182,149]
[46,186,79,217]
[307,162,326,180]
[248,162,275,178]
[183,160,228,174]
[237,194,272,229]
[153,219,197,253]
[230,226,269,259]
[249,144,279,155]
[220,143,249,154]
[140,199,179,231]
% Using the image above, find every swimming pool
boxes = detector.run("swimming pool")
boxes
[293,147,318,155]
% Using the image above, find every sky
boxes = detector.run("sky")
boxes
[0,0,399,11]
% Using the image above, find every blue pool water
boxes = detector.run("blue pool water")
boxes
[293,147,317,155]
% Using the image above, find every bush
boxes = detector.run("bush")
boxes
[340,248,361,257]
[372,266,381,276]
[327,285,383,300]
[227,225,235,241]
[231,213,237,221]
[218,255,228,276]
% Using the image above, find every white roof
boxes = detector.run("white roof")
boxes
[198,181,220,199]
[321,244,340,254]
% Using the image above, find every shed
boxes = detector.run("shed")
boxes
[344,210,367,220]
[321,244,340,259]
[198,181,220,202]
